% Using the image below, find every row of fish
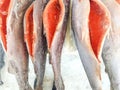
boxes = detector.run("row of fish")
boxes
[0,0,120,90]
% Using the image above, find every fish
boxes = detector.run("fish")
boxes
[101,0,120,89]
[24,0,48,90]
[72,0,111,89]
[43,0,70,89]
[0,0,10,86]
[6,0,34,90]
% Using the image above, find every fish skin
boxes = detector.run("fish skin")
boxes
[6,0,34,90]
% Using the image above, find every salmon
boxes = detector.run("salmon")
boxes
[72,0,110,89]
[116,0,120,4]
[101,0,120,89]
[6,0,34,90]
[43,0,70,90]
[0,0,11,51]
[24,0,48,90]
